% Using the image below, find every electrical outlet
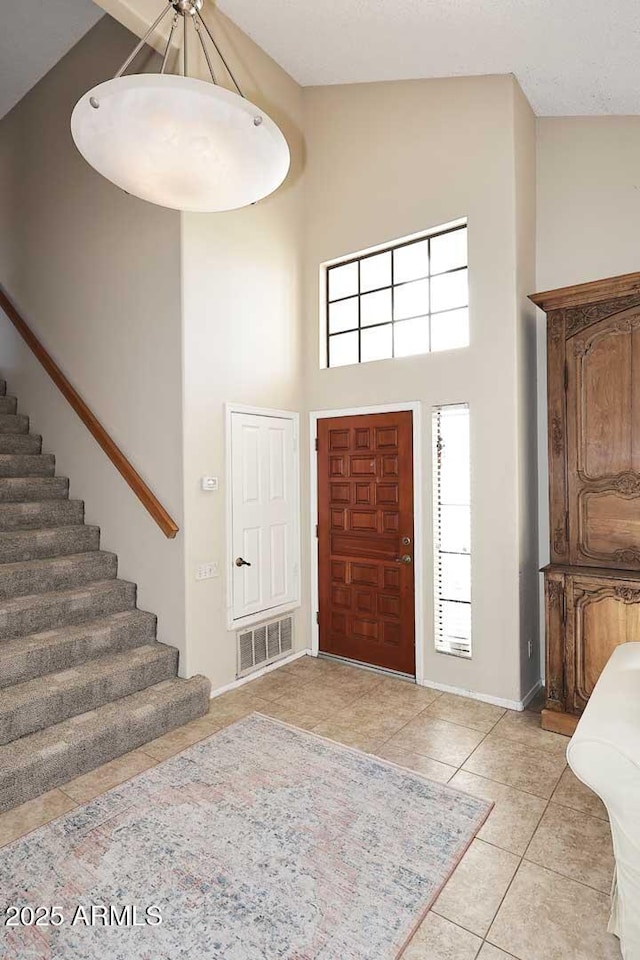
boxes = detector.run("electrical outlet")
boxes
[196,562,219,581]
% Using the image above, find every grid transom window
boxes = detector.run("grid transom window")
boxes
[433,403,472,658]
[325,222,468,368]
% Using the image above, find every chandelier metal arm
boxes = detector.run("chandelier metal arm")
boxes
[160,13,180,74]
[195,10,245,98]
[114,2,173,79]
[193,15,218,85]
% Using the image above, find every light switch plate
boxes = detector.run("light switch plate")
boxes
[196,562,219,581]
[201,476,219,492]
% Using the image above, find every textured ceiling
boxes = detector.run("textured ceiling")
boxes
[215,0,640,116]
[0,0,102,120]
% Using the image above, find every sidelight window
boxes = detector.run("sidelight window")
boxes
[325,221,468,368]
[433,403,472,657]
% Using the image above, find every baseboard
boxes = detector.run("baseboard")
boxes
[212,649,543,714]
[418,676,544,712]
[522,679,544,709]
[209,650,308,699]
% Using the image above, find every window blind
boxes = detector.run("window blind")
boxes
[433,404,472,657]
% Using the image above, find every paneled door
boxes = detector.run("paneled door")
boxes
[317,411,415,675]
[566,306,640,569]
[230,411,299,625]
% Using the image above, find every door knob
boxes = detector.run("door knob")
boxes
[235,557,252,567]
[394,554,412,565]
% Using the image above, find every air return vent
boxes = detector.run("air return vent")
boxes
[237,615,294,677]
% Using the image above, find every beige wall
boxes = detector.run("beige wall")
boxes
[535,118,640,630]
[302,75,538,705]
[179,11,306,684]
[513,82,539,694]
[0,16,187,661]
[1,1,544,701]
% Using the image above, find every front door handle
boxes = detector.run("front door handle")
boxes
[235,557,252,567]
[394,554,412,565]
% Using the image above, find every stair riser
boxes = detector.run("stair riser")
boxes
[0,415,29,435]
[0,455,55,477]
[0,526,100,564]
[0,553,117,601]
[0,397,17,415]
[0,435,42,454]
[0,477,69,502]
[0,613,157,688]
[0,648,178,745]
[0,501,83,531]
[0,581,136,639]
[0,678,211,812]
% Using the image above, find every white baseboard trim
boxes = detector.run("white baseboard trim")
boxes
[521,679,544,709]
[211,648,543,715]
[418,676,544,712]
[209,650,308,699]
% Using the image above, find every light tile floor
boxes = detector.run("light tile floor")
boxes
[0,654,621,960]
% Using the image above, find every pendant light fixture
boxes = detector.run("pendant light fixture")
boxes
[71,0,290,212]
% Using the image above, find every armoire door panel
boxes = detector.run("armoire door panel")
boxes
[577,324,632,479]
[568,577,640,711]
[579,490,640,566]
[567,307,640,570]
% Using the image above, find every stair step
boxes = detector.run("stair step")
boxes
[0,414,29,434]
[0,675,211,811]
[0,499,83,530]
[0,525,100,564]
[0,396,17,415]
[0,476,68,502]
[0,551,117,601]
[0,454,55,477]
[0,579,136,639]
[0,643,178,745]
[0,610,157,688]
[0,434,42,454]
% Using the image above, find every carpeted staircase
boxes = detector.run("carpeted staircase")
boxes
[0,381,211,813]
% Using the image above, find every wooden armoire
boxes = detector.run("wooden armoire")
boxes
[531,272,640,735]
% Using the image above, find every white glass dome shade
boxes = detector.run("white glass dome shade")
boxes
[71,74,291,213]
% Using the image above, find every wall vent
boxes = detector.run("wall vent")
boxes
[237,615,294,677]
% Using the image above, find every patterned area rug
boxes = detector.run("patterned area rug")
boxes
[1,713,491,960]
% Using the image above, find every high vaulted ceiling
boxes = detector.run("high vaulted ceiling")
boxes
[0,0,101,120]
[215,0,640,116]
[5,0,639,119]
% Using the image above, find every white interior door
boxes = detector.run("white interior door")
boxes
[230,411,299,624]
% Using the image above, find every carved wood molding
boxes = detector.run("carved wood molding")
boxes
[555,295,640,338]
[577,471,640,495]
[547,679,564,703]
[553,524,567,557]
[546,579,563,606]
[614,585,640,602]
[551,415,564,456]
[549,315,564,343]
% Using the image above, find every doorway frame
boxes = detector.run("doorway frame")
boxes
[309,401,425,684]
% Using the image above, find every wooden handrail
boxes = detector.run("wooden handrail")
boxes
[0,286,179,539]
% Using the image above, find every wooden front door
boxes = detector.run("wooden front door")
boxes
[317,411,415,675]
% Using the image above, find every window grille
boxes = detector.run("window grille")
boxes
[325,222,468,368]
